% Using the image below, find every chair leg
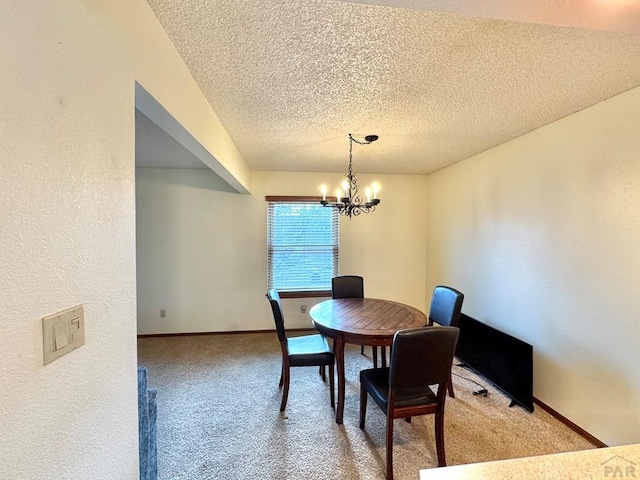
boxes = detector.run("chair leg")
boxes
[386,413,394,480]
[329,364,335,409]
[373,347,378,369]
[434,411,446,467]
[280,366,290,412]
[279,364,284,388]
[447,372,455,398]
[359,385,367,429]
[360,345,365,355]
[381,347,387,368]
[319,365,326,382]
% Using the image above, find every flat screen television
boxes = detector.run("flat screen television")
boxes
[455,313,534,412]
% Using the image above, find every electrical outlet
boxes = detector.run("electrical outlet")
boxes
[160,309,166,318]
[300,304,307,314]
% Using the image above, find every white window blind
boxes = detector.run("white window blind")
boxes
[267,199,339,293]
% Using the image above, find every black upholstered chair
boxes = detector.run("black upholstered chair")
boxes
[427,285,464,397]
[266,289,335,412]
[359,327,460,479]
[331,276,385,367]
[331,275,364,299]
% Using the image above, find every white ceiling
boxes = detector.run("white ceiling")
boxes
[140,0,640,175]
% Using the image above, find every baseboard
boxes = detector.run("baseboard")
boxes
[137,328,314,338]
[533,397,607,448]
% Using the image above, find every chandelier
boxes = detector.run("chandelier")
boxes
[320,133,381,218]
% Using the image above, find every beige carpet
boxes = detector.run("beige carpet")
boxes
[137,332,595,480]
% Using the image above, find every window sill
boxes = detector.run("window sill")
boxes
[278,290,331,299]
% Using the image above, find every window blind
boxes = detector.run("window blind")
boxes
[267,200,339,292]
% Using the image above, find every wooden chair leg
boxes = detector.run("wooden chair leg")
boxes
[447,372,455,398]
[279,364,284,387]
[319,365,326,382]
[360,345,365,355]
[386,413,394,480]
[381,347,387,368]
[373,347,378,369]
[435,411,446,467]
[359,385,367,429]
[280,366,290,412]
[329,364,335,408]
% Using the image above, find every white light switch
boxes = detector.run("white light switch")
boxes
[54,322,68,350]
[43,305,85,365]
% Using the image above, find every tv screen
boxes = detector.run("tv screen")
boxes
[456,313,534,412]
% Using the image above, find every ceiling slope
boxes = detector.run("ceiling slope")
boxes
[144,0,640,174]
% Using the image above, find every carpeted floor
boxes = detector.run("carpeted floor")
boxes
[137,332,595,480]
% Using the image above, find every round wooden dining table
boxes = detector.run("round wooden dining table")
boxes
[309,297,427,424]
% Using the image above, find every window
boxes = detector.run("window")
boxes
[266,196,339,297]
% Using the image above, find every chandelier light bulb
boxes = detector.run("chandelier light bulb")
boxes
[341,180,349,197]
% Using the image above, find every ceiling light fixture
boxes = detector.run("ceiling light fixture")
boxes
[320,133,381,218]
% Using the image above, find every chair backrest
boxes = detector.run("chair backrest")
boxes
[389,326,459,390]
[429,285,464,327]
[266,289,287,342]
[331,275,364,299]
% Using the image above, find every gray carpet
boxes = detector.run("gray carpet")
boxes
[137,332,595,480]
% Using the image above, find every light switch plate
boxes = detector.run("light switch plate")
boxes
[42,305,85,365]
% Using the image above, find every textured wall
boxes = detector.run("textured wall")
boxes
[424,86,640,446]
[0,1,138,478]
[0,0,248,478]
[135,169,428,334]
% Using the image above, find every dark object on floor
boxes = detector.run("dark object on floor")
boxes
[267,289,335,411]
[456,313,534,412]
[359,326,460,480]
[138,366,157,480]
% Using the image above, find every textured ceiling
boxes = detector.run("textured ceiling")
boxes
[144,0,640,175]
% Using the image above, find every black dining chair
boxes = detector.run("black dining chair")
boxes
[427,285,464,397]
[266,289,335,412]
[331,275,364,299]
[359,326,460,479]
[331,275,385,367]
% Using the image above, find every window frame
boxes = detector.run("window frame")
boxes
[266,195,339,299]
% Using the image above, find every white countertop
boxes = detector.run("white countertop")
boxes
[420,444,640,480]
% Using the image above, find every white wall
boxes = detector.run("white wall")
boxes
[0,0,248,478]
[425,86,640,447]
[136,168,265,333]
[136,169,429,334]
[0,2,138,478]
